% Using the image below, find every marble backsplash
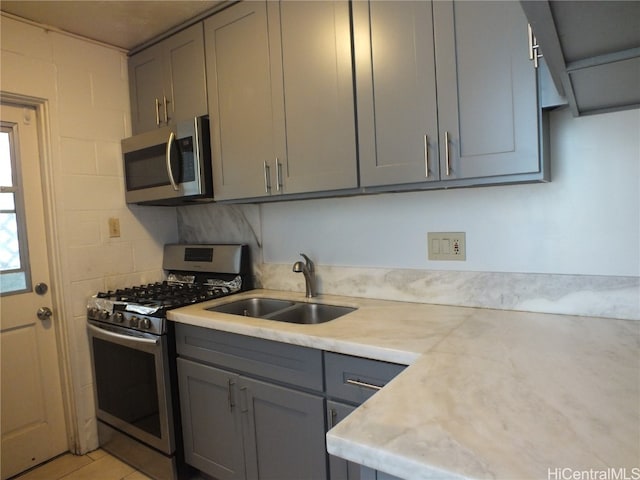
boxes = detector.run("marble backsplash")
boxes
[177,204,639,321]
[260,263,639,321]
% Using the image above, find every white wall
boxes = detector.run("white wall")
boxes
[1,16,179,452]
[262,107,640,277]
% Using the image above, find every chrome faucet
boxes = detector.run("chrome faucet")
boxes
[293,253,316,298]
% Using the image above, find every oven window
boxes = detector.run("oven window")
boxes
[92,337,161,438]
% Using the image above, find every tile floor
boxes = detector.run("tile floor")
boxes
[13,449,152,480]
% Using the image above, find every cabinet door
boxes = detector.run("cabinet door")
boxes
[327,401,361,480]
[204,2,277,200]
[241,376,327,480]
[177,359,245,480]
[434,1,540,180]
[129,43,165,134]
[269,0,358,194]
[163,23,208,126]
[355,1,440,186]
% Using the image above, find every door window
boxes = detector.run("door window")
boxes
[0,126,30,295]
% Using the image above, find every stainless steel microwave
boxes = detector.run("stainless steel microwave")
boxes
[121,116,213,205]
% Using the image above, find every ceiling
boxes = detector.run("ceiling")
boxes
[0,1,224,51]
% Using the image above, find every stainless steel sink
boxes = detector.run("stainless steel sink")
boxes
[206,297,356,324]
[267,303,356,325]
[207,298,294,317]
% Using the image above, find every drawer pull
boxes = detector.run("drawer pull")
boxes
[345,378,382,391]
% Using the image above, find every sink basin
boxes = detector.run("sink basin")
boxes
[207,297,356,325]
[207,298,295,317]
[267,303,356,325]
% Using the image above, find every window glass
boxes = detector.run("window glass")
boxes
[0,192,15,210]
[0,212,20,270]
[0,132,12,187]
[0,126,29,295]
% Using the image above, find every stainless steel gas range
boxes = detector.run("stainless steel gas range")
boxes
[87,244,251,480]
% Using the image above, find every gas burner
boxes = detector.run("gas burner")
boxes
[97,281,231,307]
[88,244,250,335]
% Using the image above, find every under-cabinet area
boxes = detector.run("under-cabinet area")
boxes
[174,323,405,480]
[126,0,561,204]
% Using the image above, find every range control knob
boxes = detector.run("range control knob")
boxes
[140,318,151,330]
[130,316,140,328]
[99,310,110,320]
[87,307,98,318]
[112,312,125,323]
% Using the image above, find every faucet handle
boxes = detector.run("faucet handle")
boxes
[299,253,314,272]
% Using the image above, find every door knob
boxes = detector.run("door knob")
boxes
[37,307,53,321]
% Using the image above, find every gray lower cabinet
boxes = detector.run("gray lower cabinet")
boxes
[324,353,406,480]
[177,358,244,480]
[241,376,327,480]
[356,0,548,190]
[327,401,360,480]
[360,467,402,480]
[128,23,207,134]
[175,324,326,480]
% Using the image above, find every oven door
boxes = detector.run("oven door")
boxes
[87,321,175,454]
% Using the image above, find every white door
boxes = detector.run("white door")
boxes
[0,103,67,479]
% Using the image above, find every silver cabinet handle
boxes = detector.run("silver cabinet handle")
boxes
[166,131,179,191]
[263,160,271,193]
[329,408,338,428]
[445,131,451,176]
[227,378,235,412]
[424,135,430,178]
[239,386,249,413]
[345,378,382,391]
[527,24,542,69]
[275,158,282,192]
[163,95,169,124]
[155,98,161,126]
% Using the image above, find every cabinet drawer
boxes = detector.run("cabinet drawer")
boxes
[175,324,323,391]
[325,353,406,404]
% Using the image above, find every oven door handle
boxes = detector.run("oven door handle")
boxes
[87,323,159,346]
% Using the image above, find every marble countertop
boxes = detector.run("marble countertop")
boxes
[168,289,640,480]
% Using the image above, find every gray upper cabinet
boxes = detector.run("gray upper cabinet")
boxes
[356,0,546,189]
[434,1,542,181]
[355,1,440,187]
[269,1,359,195]
[521,1,640,116]
[204,2,277,201]
[128,45,165,134]
[129,23,207,134]
[204,0,358,201]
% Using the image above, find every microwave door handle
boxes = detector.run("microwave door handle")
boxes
[165,131,179,191]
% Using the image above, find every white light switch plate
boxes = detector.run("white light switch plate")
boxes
[427,232,466,261]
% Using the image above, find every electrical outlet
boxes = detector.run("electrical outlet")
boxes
[108,217,121,238]
[427,232,466,261]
